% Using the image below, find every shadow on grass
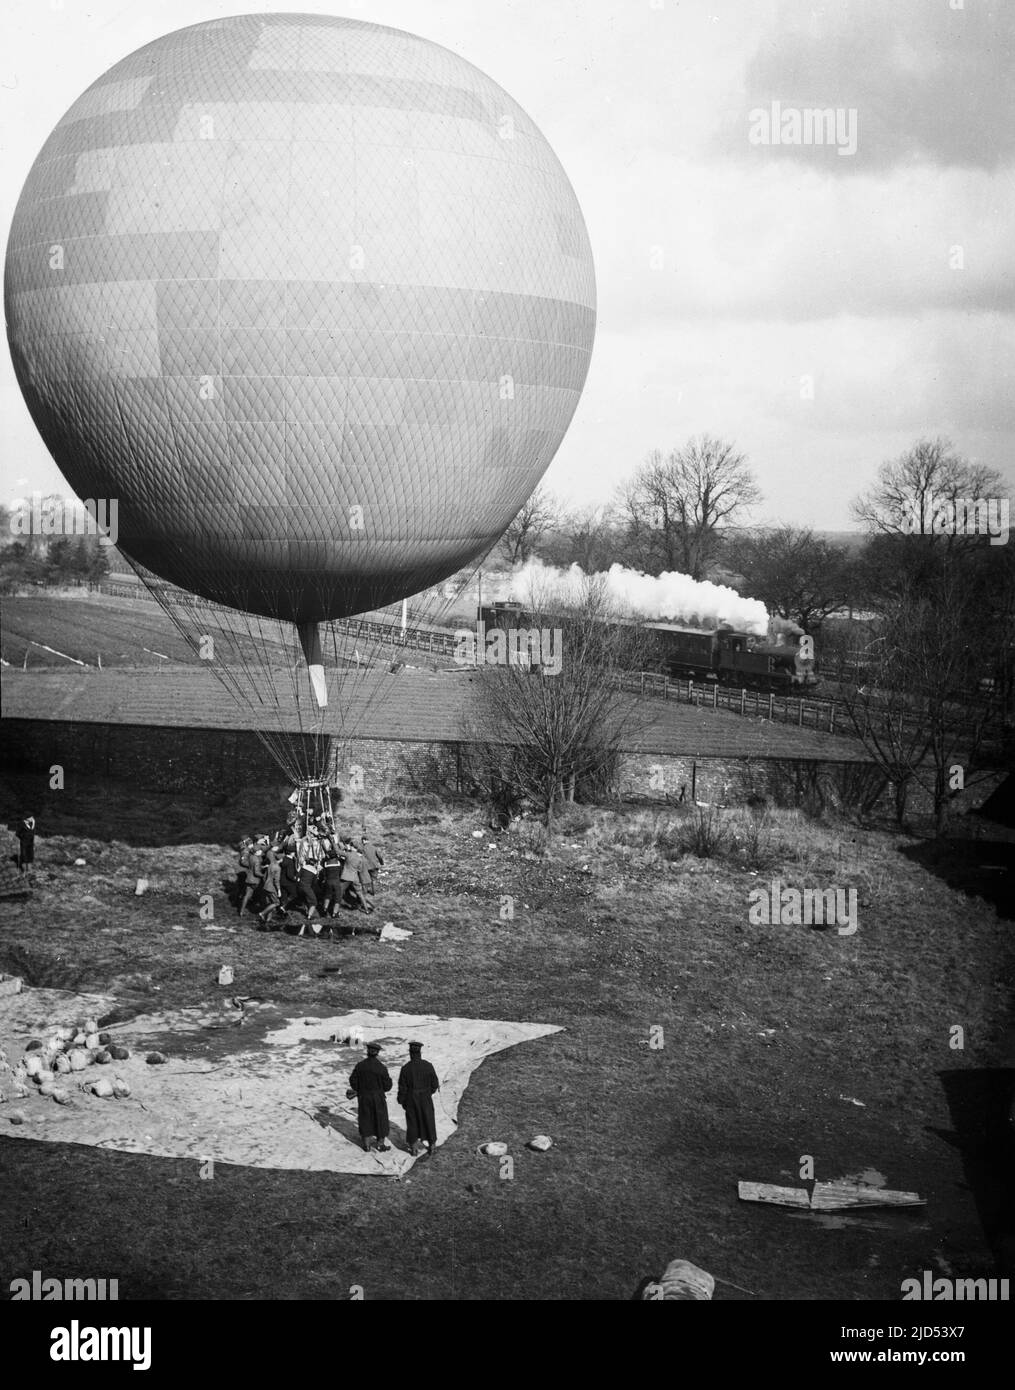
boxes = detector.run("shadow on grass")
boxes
[899,837,1015,921]
[931,1067,1015,1277]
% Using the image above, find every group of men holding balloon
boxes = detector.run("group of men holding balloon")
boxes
[236,817,384,931]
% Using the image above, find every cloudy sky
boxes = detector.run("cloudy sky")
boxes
[2,0,1012,531]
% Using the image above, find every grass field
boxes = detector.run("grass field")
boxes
[0,771,1011,1301]
[1,594,278,670]
[0,594,453,673]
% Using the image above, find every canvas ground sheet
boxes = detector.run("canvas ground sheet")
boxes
[0,988,562,1175]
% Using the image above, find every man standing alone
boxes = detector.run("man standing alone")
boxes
[358,834,384,895]
[15,815,36,873]
[397,1041,440,1159]
[348,1041,392,1152]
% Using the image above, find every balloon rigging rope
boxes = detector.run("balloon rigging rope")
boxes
[119,557,484,789]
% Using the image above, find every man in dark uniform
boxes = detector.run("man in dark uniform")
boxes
[257,835,284,925]
[397,1040,440,1158]
[278,831,301,913]
[347,1041,392,1152]
[235,835,253,906]
[295,830,322,921]
[319,833,345,917]
[358,834,384,895]
[15,815,36,872]
[239,835,266,916]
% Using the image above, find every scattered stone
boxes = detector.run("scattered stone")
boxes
[479,1141,508,1157]
[85,1078,114,1099]
[98,1032,112,1046]
[93,1050,112,1065]
[74,858,87,866]
[68,1050,88,1072]
[51,1089,70,1105]
[8,1109,27,1125]
[134,878,149,895]
[379,922,412,942]
[52,1055,71,1074]
[112,1078,131,1099]
[24,1039,42,1052]
[109,1045,130,1061]
[218,966,234,986]
[527,1134,553,1152]
[145,1051,168,1065]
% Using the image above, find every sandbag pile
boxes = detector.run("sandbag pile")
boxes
[0,1015,136,1113]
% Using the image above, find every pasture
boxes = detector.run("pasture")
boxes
[0,770,1010,1301]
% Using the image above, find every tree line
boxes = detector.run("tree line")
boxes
[488,435,1013,834]
[499,433,1012,636]
[0,499,110,594]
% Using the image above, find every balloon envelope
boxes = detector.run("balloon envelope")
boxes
[5,13,596,623]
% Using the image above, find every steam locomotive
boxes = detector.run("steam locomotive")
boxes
[637,621,818,690]
[478,603,819,692]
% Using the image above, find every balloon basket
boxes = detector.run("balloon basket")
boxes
[289,781,339,828]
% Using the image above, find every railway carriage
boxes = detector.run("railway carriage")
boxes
[478,604,819,691]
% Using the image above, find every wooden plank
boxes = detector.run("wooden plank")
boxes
[740,1179,925,1210]
[738,1181,811,1208]
[811,1182,924,1210]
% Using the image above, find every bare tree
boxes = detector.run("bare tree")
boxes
[852,437,1005,544]
[466,580,657,828]
[837,578,999,831]
[544,504,617,571]
[724,524,853,632]
[899,581,1000,834]
[837,634,929,826]
[620,436,762,579]
[498,485,560,566]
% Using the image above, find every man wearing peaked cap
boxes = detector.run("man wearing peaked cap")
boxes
[397,1041,440,1159]
[348,1041,392,1152]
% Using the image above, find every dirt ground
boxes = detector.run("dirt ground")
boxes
[0,771,1011,1301]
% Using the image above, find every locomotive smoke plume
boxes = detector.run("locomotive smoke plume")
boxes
[497,559,769,636]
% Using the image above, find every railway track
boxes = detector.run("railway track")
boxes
[93,581,1007,754]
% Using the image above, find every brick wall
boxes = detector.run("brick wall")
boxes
[0,719,289,795]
